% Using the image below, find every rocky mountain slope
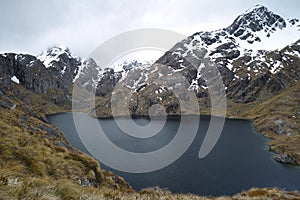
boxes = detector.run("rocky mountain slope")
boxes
[155,5,300,103]
[88,6,299,108]
[0,46,81,108]
[88,5,300,113]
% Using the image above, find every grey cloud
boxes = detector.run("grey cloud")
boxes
[0,0,299,58]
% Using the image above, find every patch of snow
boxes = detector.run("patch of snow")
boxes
[61,66,67,74]
[226,63,233,70]
[234,74,240,79]
[188,79,199,90]
[270,61,282,74]
[173,68,184,72]
[25,60,35,67]
[150,65,159,73]
[235,20,300,51]
[74,60,85,81]
[38,45,79,69]
[285,49,300,58]
[11,76,20,84]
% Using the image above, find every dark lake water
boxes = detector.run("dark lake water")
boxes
[47,112,300,196]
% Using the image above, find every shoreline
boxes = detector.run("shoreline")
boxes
[46,111,297,166]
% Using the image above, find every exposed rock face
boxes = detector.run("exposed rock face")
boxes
[153,5,300,104]
[0,49,80,92]
[74,58,102,92]
[95,68,122,96]
[93,59,153,96]
[37,46,81,92]
[122,60,145,72]
[226,5,286,42]
[0,46,81,106]
[274,153,296,165]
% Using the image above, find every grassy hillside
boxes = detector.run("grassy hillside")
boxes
[0,83,131,199]
[242,80,300,164]
[225,80,300,164]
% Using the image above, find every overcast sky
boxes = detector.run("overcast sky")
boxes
[0,0,299,58]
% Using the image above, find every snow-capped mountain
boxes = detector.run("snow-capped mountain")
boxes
[1,5,299,110]
[73,58,154,93]
[153,4,300,103]
[38,45,79,68]
[0,46,82,106]
[37,45,81,79]
[115,59,153,72]
[227,5,299,50]
[94,59,153,96]
[165,4,299,67]
[90,5,299,102]
[88,5,300,118]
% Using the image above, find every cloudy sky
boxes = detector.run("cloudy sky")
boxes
[0,0,299,58]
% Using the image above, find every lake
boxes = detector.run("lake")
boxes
[47,112,300,196]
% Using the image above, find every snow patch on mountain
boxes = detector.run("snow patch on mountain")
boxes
[11,76,19,84]
[236,21,300,51]
[37,45,79,68]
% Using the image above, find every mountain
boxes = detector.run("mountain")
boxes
[7,4,299,105]
[90,5,300,112]
[226,5,299,50]
[155,5,300,103]
[0,46,83,107]
[87,5,300,105]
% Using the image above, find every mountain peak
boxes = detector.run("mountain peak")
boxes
[39,45,71,58]
[244,4,269,14]
[37,45,79,68]
[227,5,286,36]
